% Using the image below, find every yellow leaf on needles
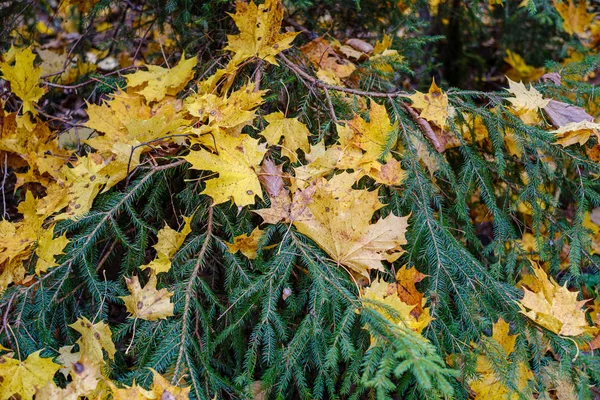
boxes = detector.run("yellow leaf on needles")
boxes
[227,227,265,259]
[470,319,533,400]
[518,264,594,336]
[260,111,310,163]
[292,172,409,277]
[225,0,298,65]
[125,53,197,103]
[552,120,600,147]
[121,273,174,321]
[504,49,545,82]
[0,350,61,400]
[362,279,431,333]
[107,380,155,400]
[35,228,69,275]
[0,46,46,115]
[69,317,116,363]
[505,78,550,125]
[408,79,449,128]
[142,215,193,274]
[183,134,267,207]
[344,102,397,167]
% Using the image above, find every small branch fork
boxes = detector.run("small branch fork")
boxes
[173,205,214,384]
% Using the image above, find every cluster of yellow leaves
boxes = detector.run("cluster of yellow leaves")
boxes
[0,316,189,399]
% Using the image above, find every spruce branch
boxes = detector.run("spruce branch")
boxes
[173,205,214,384]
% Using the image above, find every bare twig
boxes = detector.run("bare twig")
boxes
[323,87,338,123]
[278,53,410,99]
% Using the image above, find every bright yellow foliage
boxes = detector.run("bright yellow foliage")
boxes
[0,47,46,115]
[0,350,61,400]
[125,54,197,103]
[142,215,193,274]
[35,228,69,275]
[469,319,533,400]
[183,134,267,207]
[260,111,311,163]
[552,120,600,147]
[225,0,298,65]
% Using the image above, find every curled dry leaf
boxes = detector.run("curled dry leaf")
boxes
[543,99,593,128]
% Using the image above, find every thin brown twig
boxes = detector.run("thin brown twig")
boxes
[323,87,338,123]
[278,53,410,98]
[172,206,214,384]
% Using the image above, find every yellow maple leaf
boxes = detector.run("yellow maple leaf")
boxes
[344,102,397,165]
[121,273,174,321]
[35,228,69,275]
[504,49,545,82]
[225,0,298,65]
[362,279,431,333]
[142,215,193,274]
[0,46,46,115]
[149,368,190,399]
[69,316,116,363]
[552,120,600,147]
[408,79,449,128]
[292,172,410,276]
[518,264,595,336]
[469,319,533,400]
[555,0,595,37]
[183,134,267,207]
[125,53,197,103]
[0,350,61,400]
[260,111,310,163]
[505,78,550,125]
[227,227,265,259]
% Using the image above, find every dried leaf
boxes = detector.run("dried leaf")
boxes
[518,264,595,336]
[121,273,174,321]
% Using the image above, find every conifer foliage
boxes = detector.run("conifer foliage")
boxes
[1,0,600,399]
